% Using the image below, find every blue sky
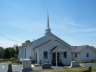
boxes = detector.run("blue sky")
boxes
[0,0,96,48]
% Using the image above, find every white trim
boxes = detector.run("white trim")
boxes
[34,39,71,51]
[18,33,71,50]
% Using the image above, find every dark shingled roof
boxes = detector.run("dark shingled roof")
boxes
[71,45,88,52]
[90,46,96,52]
[50,46,61,51]
[50,46,58,51]
[33,40,52,49]
[71,45,96,53]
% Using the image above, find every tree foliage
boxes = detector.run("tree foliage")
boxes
[25,40,30,44]
[14,54,18,58]
[15,46,18,54]
[8,47,16,57]
[0,47,4,58]
[22,40,30,46]
[3,48,10,59]
[22,43,26,46]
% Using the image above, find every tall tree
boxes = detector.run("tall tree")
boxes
[9,47,16,57]
[3,48,10,59]
[0,47,4,58]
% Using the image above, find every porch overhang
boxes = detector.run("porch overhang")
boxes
[50,46,67,52]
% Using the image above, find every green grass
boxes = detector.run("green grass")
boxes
[11,66,91,72]
[1,60,96,72]
[11,62,22,65]
[79,61,96,64]
[0,61,11,64]
[0,61,22,65]
[28,66,96,72]
[13,66,96,72]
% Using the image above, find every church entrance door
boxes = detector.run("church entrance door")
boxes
[52,53,59,63]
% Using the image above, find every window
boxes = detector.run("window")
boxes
[75,53,77,57]
[64,52,67,58]
[44,51,48,59]
[87,53,89,57]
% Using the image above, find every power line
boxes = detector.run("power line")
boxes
[0,34,22,43]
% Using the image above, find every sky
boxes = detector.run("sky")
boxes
[0,0,96,48]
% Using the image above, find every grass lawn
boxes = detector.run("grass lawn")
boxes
[0,61,22,65]
[14,66,96,72]
[11,62,22,65]
[79,61,96,64]
[0,61,11,64]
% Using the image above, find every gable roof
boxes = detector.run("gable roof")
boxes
[71,45,88,53]
[71,45,96,53]
[34,39,71,50]
[33,40,52,49]
[90,46,96,53]
[18,33,71,50]
[18,34,51,49]
[51,33,71,47]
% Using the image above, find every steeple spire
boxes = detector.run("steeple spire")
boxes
[45,11,51,35]
[47,10,49,29]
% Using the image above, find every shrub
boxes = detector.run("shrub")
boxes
[16,60,22,64]
[12,60,14,63]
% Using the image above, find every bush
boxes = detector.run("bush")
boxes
[11,60,22,64]
[16,60,22,64]
[12,60,14,63]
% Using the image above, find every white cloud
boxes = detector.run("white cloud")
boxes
[64,18,82,26]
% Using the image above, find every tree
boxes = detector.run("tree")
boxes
[13,44,18,54]
[14,54,18,58]
[25,40,30,44]
[22,43,26,46]
[3,48,10,59]
[9,47,16,57]
[0,47,4,58]
[22,40,31,46]
[15,46,18,54]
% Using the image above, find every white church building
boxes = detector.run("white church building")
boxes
[18,12,72,66]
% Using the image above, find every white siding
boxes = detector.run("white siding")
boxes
[71,53,81,62]
[37,40,71,65]
[80,47,95,62]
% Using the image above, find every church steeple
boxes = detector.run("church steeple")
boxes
[47,11,49,29]
[45,11,51,35]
